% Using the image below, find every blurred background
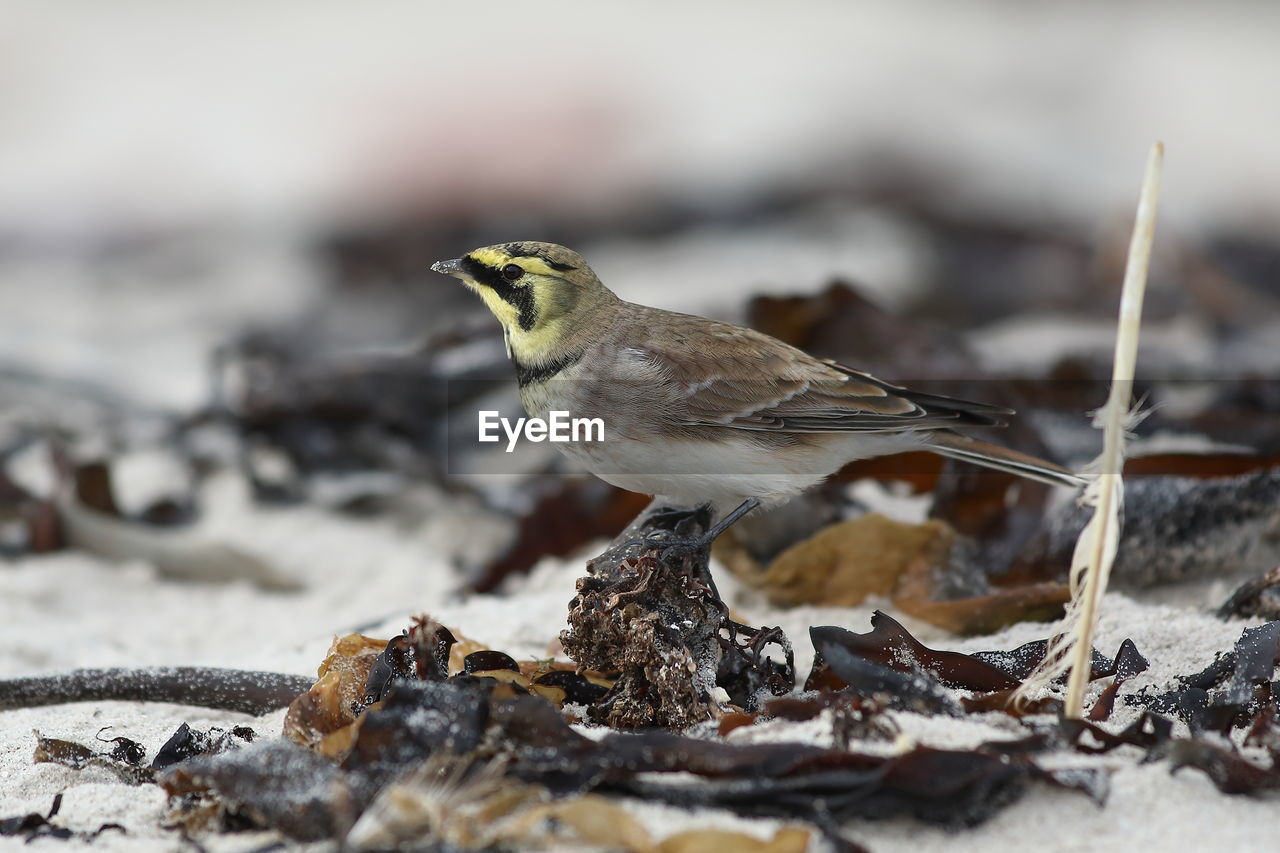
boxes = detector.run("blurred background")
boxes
[2,1,1280,669]
[3,0,1280,402]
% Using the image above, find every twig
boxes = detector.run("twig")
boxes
[1015,143,1164,717]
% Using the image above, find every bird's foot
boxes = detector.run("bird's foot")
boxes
[613,504,710,552]
[620,498,761,572]
[642,504,709,532]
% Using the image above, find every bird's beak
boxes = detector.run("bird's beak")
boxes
[430,258,466,279]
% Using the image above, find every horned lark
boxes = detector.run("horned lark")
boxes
[433,241,1081,538]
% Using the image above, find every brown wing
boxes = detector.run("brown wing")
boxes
[627,310,1009,434]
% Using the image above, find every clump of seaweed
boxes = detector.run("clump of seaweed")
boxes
[560,503,793,729]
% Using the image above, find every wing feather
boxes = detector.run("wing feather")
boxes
[623,309,1008,434]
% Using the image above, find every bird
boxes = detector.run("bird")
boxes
[432,241,1082,545]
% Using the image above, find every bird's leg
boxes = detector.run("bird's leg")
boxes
[635,497,761,564]
[643,505,706,531]
[700,497,762,542]
[613,503,710,551]
[620,498,759,553]
[604,499,759,600]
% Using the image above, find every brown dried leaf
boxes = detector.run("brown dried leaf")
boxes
[893,582,1070,635]
[520,796,656,853]
[753,514,955,608]
[284,634,387,750]
[717,711,758,737]
[660,827,811,853]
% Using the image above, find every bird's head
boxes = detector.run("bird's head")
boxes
[432,241,613,361]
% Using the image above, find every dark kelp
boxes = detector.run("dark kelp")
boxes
[1218,567,1280,621]
[1130,620,1279,734]
[0,666,314,714]
[806,610,1147,695]
[0,793,124,843]
[161,673,1105,843]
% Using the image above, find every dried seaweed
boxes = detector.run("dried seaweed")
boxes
[740,514,956,608]
[340,680,494,791]
[564,571,716,725]
[1086,679,1125,722]
[1009,469,1280,589]
[0,794,71,842]
[1130,621,1279,734]
[716,622,795,710]
[344,755,552,851]
[154,634,1103,845]
[162,739,357,841]
[560,503,793,728]
[530,669,611,705]
[928,461,1050,546]
[0,794,122,843]
[805,612,1147,721]
[1244,699,1280,752]
[894,582,1071,636]
[0,666,314,714]
[959,689,1062,718]
[807,612,1021,693]
[1217,567,1280,621]
[32,722,256,787]
[97,727,147,765]
[762,692,898,748]
[607,742,1103,829]
[33,730,155,785]
[218,348,460,497]
[745,281,986,382]
[463,649,520,673]
[152,723,256,770]
[409,616,458,682]
[1059,712,1174,756]
[726,510,1075,635]
[345,752,817,853]
[34,596,1176,846]
[1167,739,1280,795]
[812,641,960,715]
[971,636,1149,682]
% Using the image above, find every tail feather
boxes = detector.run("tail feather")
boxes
[924,430,1085,489]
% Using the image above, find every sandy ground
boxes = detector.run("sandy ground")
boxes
[1,493,1274,852]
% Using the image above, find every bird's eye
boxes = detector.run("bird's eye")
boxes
[501,263,524,282]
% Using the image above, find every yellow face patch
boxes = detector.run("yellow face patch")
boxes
[467,247,560,278]
[459,248,571,365]
[467,246,512,269]
[471,282,520,330]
